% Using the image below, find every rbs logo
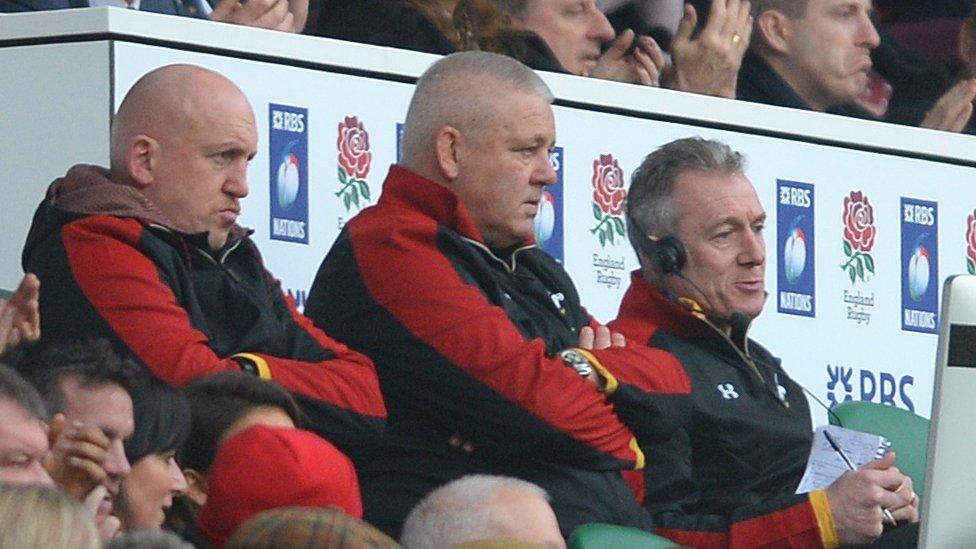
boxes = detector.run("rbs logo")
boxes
[777,180,815,317]
[900,197,938,333]
[903,204,935,226]
[272,111,305,133]
[826,364,915,412]
[779,186,811,208]
[269,104,309,245]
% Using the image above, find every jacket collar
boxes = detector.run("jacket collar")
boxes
[737,50,875,119]
[48,163,250,249]
[615,271,717,340]
[379,165,536,249]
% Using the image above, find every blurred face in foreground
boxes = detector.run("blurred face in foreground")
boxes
[0,398,52,486]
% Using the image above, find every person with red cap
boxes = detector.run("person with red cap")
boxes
[198,425,362,548]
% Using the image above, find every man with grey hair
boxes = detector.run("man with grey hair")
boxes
[308,51,689,538]
[610,137,920,546]
[0,362,54,486]
[401,475,565,549]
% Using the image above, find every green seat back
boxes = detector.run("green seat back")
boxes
[0,288,11,300]
[568,523,680,549]
[829,400,930,498]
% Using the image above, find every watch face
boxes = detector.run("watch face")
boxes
[560,350,593,377]
[574,363,593,378]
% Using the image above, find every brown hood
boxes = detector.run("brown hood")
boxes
[46,164,176,227]
[24,164,250,265]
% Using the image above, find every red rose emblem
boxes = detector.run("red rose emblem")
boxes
[592,154,626,216]
[843,191,876,252]
[967,211,976,264]
[337,116,371,179]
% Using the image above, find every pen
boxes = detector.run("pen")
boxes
[823,430,897,526]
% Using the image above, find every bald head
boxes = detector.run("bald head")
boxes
[110,64,253,179]
[400,51,554,177]
[111,64,257,250]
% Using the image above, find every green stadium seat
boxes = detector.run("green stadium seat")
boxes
[568,523,680,549]
[829,400,930,499]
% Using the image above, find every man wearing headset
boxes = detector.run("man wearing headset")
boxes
[610,137,919,547]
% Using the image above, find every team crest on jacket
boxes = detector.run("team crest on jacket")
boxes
[336,116,372,212]
[590,153,627,248]
[840,191,876,326]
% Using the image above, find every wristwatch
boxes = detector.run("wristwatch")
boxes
[559,349,594,378]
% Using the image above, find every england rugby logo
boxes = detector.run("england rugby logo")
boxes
[336,116,372,211]
[840,191,876,284]
[591,154,626,248]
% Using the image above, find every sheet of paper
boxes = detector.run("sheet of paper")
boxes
[796,425,891,494]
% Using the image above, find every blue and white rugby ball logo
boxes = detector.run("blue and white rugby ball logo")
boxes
[907,237,931,302]
[275,141,301,211]
[783,217,807,284]
[534,191,556,245]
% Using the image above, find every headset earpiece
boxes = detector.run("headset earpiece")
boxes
[641,234,687,275]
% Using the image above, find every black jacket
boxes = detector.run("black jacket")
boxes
[610,274,835,548]
[306,166,690,538]
[21,165,386,458]
[737,49,875,120]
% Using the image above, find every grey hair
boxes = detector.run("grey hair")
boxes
[626,137,746,256]
[750,0,808,18]
[0,363,48,421]
[401,51,553,165]
[400,474,550,549]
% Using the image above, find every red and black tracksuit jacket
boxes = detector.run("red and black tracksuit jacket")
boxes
[305,165,691,538]
[610,273,837,548]
[21,165,386,457]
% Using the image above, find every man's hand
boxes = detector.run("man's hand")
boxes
[921,78,976,133]
[575,325,625,389]
[209,0,308,33]
[825,453,917,545]
[0,273,40,355]
[590,29,667,86]
[83,486,122,542]
[577,325,626,350]
[45,414,111,501]
[666,0,752,98]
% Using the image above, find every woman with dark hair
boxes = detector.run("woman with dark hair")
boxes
[164,372,307,546]
[116,378,190,532]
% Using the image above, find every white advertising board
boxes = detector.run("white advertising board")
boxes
[2,9,973,429]
[111,41,976,423]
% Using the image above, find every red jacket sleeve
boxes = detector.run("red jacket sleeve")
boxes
[61,216,385,418]
[326,217,642,467]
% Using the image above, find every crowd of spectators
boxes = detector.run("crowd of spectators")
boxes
[0,0,964,547]
[3,0,975,132]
